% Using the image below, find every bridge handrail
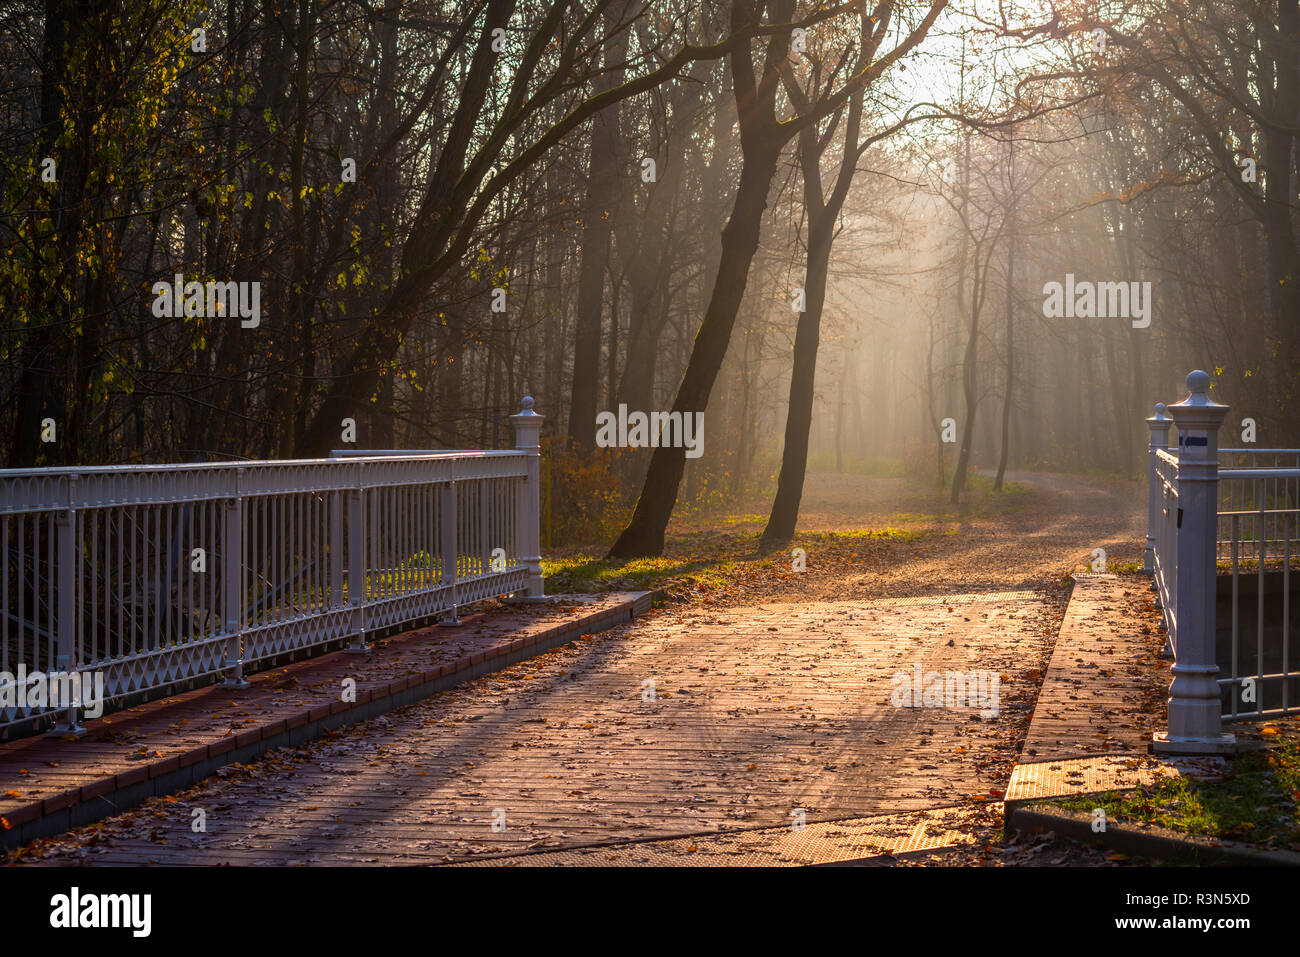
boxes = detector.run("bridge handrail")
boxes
[1146,373,1300,753]
[0,399,544,738]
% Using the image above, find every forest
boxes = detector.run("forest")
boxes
[2,0,1297,557]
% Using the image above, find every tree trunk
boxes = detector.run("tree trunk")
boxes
[7,0,82,467]
[607,142,781,558]
[760,221,831,548]
[836,347,850,473]
[950,276,982,503]
[567,3,629,448]
[994,133,1016,492]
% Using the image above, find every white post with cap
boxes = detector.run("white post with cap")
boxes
[1153,370,1235,754]
[511,397,545,598]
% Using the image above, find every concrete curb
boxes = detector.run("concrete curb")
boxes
[3,590,660,851]
[1008,802,1300,866]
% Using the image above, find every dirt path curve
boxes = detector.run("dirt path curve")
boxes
[9,471,1148,866]
[693,469,1145,604]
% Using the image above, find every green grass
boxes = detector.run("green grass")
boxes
[824,527,920,542]
[1052,729,1300,847]
[542,554,739,594]
[542,526,924,596]
[962,473,1032,500]
[887,510,941,524]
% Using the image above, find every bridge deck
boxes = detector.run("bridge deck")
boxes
[14,591,1070,865]
[0,594,646,848]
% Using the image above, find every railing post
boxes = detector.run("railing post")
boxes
[329,489,344,609]
[1154,370,1235,754]
[511,396,545,598]
[1145,402,1171,575]
[345,465,370,653]
[222,468,250,688]
[440,474,459,624]
[49,473,84,736]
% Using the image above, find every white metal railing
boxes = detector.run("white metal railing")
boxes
[1216,448,1299,722]
[1147,373,1300,754]
[0,398,544,737]
[1151,444,1178,652]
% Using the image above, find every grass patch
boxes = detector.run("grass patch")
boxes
[540,470,1033,600]
[824,527,920,542]
[888,511,940,525]
[543,554,739,594]
[879,480,1030,528]
[543,526,928,598]
[962,474,1032,504]
[1052,726,1300,849]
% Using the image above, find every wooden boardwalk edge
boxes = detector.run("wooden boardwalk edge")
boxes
[1003,574,1185,825]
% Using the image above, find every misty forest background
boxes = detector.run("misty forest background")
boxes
[2,0,1297,558]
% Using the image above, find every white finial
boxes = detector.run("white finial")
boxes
[1168,369,1227,416]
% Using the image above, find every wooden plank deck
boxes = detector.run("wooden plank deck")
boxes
[1016,575,1168,764]
[0,593,648,846]
[11,589,1069,865]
